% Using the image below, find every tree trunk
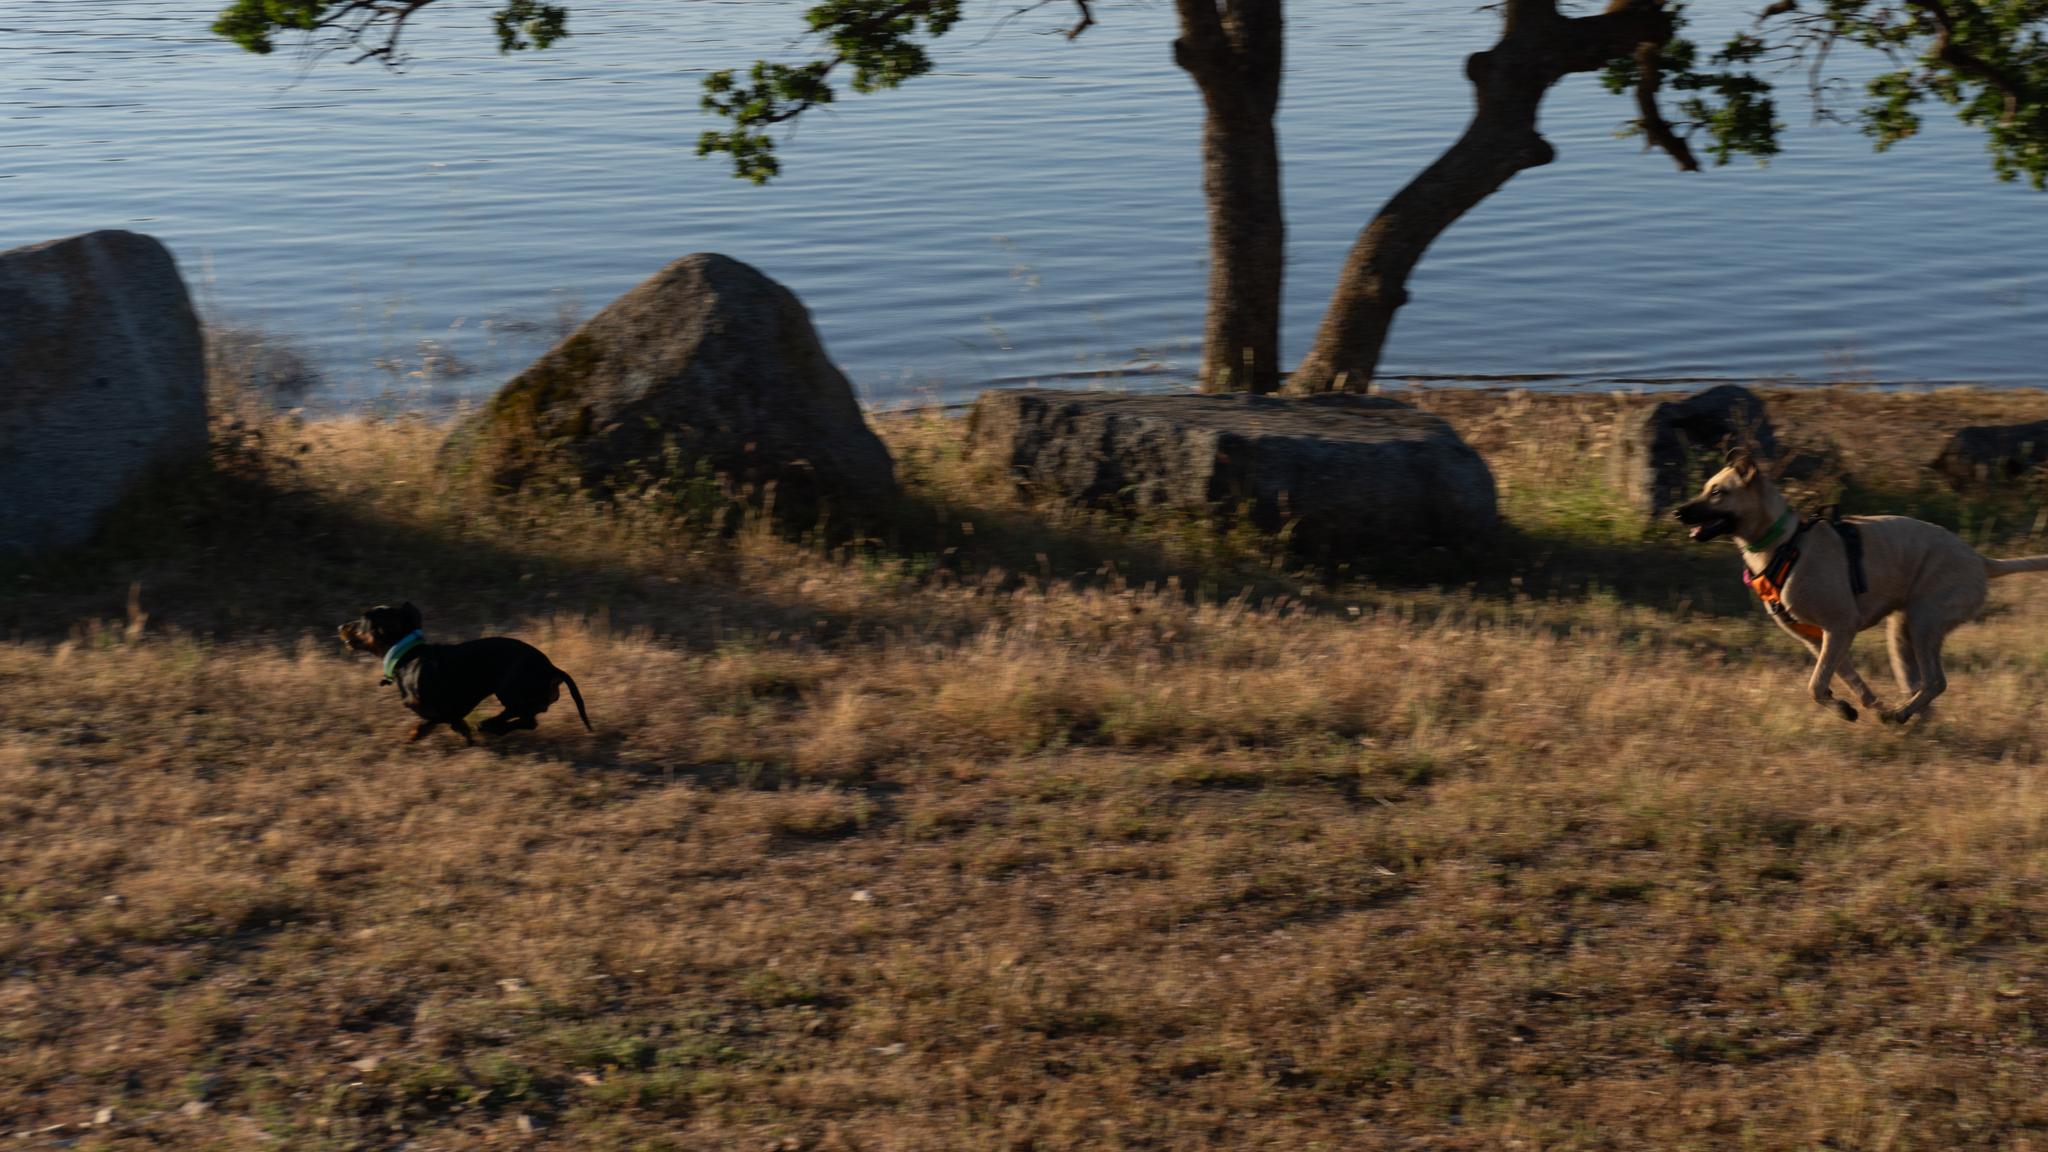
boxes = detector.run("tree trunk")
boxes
[1174,0,1284,394]
[1286,0,1679,394]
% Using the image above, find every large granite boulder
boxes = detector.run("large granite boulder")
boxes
[1930,419,2048,491]
[0,230,207,556]
[969,389,1497,559]
[1608,384,1777,514]
[443,253,894,518]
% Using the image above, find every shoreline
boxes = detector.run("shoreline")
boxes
[276,372,2048,425]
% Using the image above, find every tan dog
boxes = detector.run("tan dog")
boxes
[1675,450,2048,723]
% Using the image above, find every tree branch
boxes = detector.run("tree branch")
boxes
[1912,0,2025,125]
[698,0,966,181]
[1502,0,1562,37]
[1633,39,1701,170]
[216,0,541,66]
[1172,0,1227,68]
[350,2,434,64]
[286,0,435,65]
[1064,0,1094,41]
[749,0,953,125]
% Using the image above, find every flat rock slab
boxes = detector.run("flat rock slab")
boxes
[1608,384,1778,514]
[443,252,894,519]
[0,230,206,556]
[1930,419,2048,490]
[969,389,1497,558]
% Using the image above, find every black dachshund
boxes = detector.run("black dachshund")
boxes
[339,602,591,745]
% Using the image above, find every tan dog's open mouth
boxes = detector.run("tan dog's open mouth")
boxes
[1688,516,1736,543]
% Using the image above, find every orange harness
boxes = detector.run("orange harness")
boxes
[1743,556,1822,640]
[1741,509,1867,642]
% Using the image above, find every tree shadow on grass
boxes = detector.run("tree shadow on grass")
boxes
[863,408,1775,626]
[1356,521,1750,616]
[0,444,781,644]
[860,471,1756,627]
[0,422,1815,658]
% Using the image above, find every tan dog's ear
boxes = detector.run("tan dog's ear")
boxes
[1725,448,1759,483]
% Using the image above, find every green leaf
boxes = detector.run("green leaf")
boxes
[212,0,329,54]
[697,0,966,182]
[492,1,570,53]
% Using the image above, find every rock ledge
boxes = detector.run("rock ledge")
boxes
[969,389,1497,559]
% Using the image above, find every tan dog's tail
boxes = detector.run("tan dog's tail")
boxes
[1985,555,2048,579]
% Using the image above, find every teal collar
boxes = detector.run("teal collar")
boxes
[382,630,425,680]
[1743,511,1792,554]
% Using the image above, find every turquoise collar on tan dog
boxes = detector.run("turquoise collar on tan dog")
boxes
[1743,511,1792,554]
[382,630,425,681]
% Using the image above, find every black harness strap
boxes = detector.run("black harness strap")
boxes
[1759,518,1814,594]
[1747,508,1870,637]
[1816,504,1869,595]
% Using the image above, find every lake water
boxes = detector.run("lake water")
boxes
[6,0,2045,408]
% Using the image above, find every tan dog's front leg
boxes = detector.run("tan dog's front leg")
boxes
[1809,629,1860,722]
[1795,631,1884,712]
[1837,666,1882,710]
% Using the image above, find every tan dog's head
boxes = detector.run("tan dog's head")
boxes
[338,602,423,656]
[1673,449,1768,543]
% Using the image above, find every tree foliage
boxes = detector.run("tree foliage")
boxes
[697,0,966,184]
[213,0,568,62]
[1818,0,2048,186]
[1601,22,1785,166]
[212,0,327,55]
[491,0,572,54]
[1599,0,2048,185]
[211,0,2048,188]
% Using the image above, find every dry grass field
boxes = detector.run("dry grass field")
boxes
[8,378,2048,1150]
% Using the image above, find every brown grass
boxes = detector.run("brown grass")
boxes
[7,382,2048,1149]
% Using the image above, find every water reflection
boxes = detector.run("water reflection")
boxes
[6,0,2046,406]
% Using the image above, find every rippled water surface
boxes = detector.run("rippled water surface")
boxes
[6,0,2045,405]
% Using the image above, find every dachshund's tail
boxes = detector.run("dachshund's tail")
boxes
[559,671,593,731]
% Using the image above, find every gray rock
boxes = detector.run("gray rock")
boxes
[1930,419,2048,491]
[442,253,893,518]
[1608,384,1777,514]
[968,389,1497,559]
[0,230,207,556]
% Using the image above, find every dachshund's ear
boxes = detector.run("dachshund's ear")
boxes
[400,601,422,629]
[1725,448,1759,483]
